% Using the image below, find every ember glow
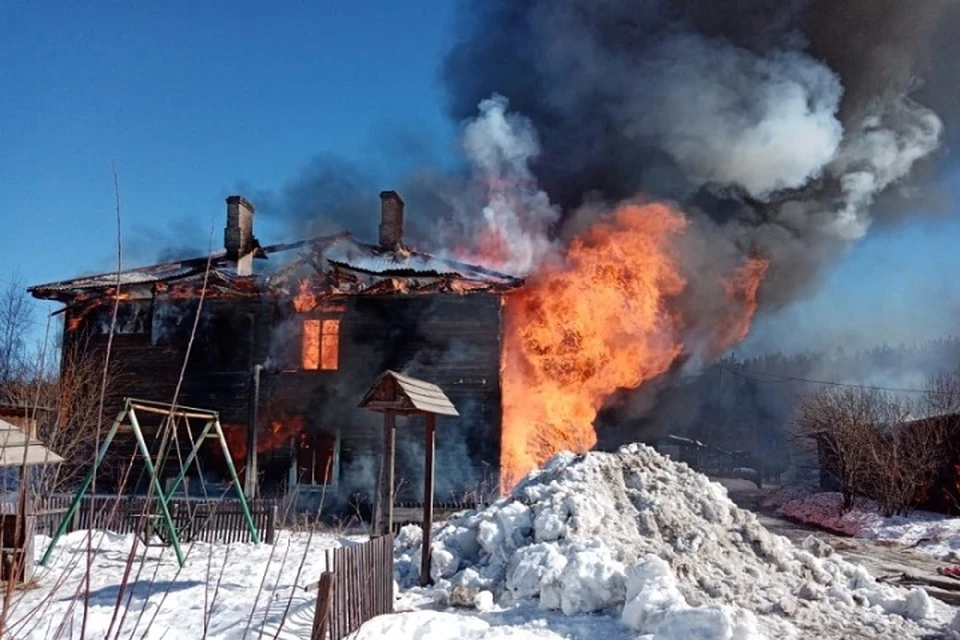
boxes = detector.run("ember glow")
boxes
[65,289,136,332]
[221,412,307,471]
[498,202,767,490]
[301,318,340,371]
[302,319,321,370]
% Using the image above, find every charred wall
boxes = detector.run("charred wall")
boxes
[65,297,275,423]
[62,290,504,504]
[62,295,277,489]
[265,292,504,506]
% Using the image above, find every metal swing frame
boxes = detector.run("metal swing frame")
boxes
[39,397,260,568]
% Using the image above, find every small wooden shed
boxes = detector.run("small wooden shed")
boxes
[0,418,64,584]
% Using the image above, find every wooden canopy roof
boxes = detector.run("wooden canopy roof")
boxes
[0,419,65,467]
[358,371,459,417]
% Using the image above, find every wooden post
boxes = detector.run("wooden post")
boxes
[311,571,334,640]
[265,503,277,544]
[420,413,436,587]
[376,411,397,536]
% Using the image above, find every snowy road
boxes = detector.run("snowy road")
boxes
[723,479,960,605]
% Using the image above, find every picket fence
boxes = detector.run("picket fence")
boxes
[312,534,394,640]
[8,493,278,544]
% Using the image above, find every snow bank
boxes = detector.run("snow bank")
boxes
[781,491,960,561]
[353,610,568,639]
[621,555,763,640]
[395,445,952,639]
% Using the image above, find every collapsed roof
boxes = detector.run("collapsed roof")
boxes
[28,191,523,304]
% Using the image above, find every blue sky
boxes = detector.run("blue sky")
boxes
[0,1,458,319]
[742,191,960,356]
[2,1,959,354]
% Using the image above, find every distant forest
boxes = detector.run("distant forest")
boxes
[597,336,960,465]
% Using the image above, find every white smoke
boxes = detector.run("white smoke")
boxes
[620,35,845,200]
[457,94,561,275]
[829,101,944,240]
[442,0,952,312]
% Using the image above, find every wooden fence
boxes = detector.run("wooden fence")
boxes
[392,499,484,533]
[313,534,394,640]
[6,494,278,544]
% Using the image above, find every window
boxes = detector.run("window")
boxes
[301,318,340,370]
[297,430,337,485]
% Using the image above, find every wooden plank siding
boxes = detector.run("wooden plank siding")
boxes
[60,291,504,509]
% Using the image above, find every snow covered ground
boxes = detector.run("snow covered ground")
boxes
[6,529,355,639]
[780,491,960,562]
[7,447,960,639]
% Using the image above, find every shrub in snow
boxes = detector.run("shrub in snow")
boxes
[395,444,953,639]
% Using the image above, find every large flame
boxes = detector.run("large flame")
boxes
[499,203,687,489]
[498,202,767,490]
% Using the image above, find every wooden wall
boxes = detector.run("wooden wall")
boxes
[62,291,503,507]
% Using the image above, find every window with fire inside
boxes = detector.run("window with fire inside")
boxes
[300,318,340,371]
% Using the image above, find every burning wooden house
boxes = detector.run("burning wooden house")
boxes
[29,192,521,509]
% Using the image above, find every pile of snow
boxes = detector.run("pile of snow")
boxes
[781,491,960,562]
[395,445,954,639]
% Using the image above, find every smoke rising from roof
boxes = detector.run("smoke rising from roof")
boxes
[442,0,958,310]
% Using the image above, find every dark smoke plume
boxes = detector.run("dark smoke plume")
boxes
[442,0,960,310]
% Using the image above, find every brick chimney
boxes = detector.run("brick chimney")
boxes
[379,190,404,250]
[224,195,255,276]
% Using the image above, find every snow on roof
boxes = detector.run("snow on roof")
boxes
[28,255,227,297]
[0,419,64,467]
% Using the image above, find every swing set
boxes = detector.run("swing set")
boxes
[39,397,260,568]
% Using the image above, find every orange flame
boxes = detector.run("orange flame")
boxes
[302,319,321,370]
[499,203,688,489]
[711,257,769,355]
[65,290,137,332]
[220,412,307,471]
[293,278,318,312]
[260,414,307,454]
[498,202,768,490]
[301,319,340,370]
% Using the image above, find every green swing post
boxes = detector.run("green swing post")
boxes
[39,406,127,567]
[127,408,186,567]
[162,419,215,501]
[212,419,261,544]
[42,399,261,571]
